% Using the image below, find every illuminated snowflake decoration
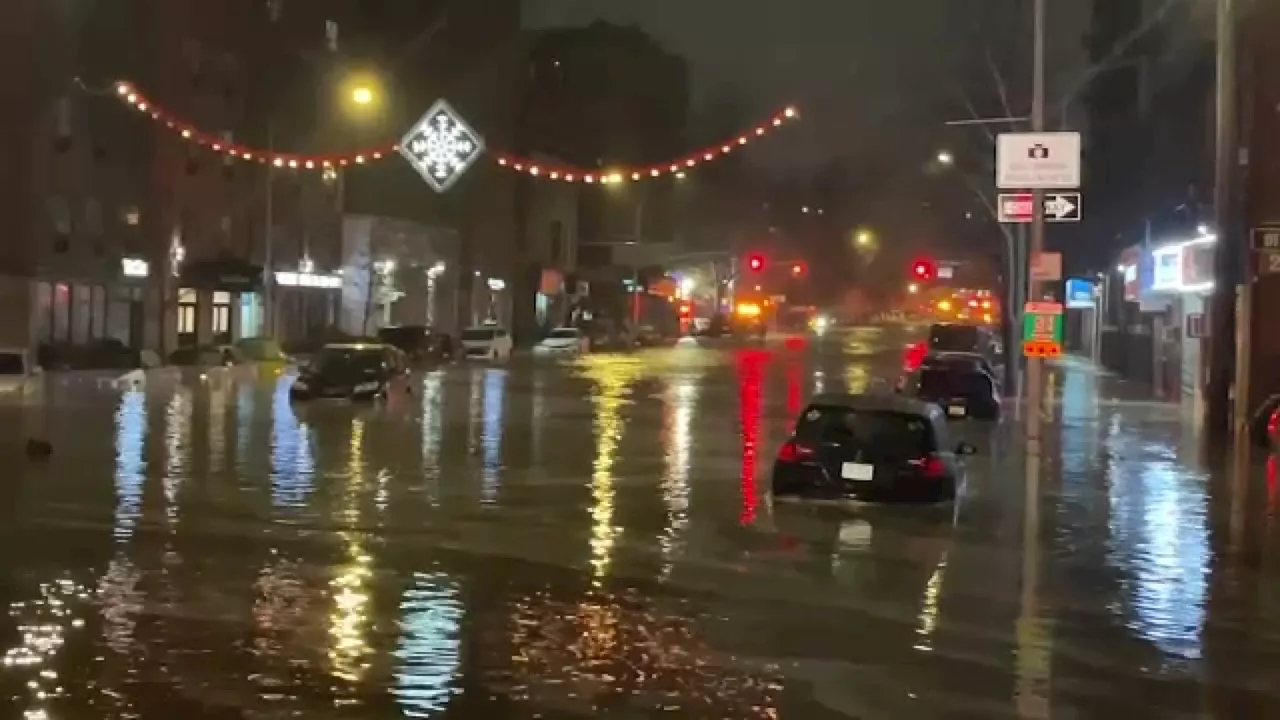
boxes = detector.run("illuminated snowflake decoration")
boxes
[397,99,485,193]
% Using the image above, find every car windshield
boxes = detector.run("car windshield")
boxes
[461,329,497,341]
[795,405,934,457]
[312,348,383,374]
[548,329,579,339]
[919,368,993,398]
[929,325,981,353]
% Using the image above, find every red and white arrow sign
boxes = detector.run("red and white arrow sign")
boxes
[998,193,1035,223]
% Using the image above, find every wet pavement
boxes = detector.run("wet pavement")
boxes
[2,325,1280,718]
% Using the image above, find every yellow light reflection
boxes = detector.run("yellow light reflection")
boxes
[579,356,645,584]
[913,552,948,652]
[660,379,697,573]
[329,417,373,682]
[4,577,90,719]
[163,390,192,525]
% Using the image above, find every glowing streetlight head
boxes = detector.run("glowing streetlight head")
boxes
[936,150,955,166]
[351,86,374,105]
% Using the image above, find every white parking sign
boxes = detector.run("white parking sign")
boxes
[996,132,1081,189]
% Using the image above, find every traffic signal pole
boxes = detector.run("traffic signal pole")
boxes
[1025,0,1048,443]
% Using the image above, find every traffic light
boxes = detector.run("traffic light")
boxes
[747,254,765,272]
[912,259,935,281]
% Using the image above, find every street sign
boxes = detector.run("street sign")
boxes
[1022,301,1063,357]
[998,192,1081,223]
[996,132,1082,189]
[1261,251,1280,275]
[1044,193,1081,221]
[1031,252,1062,282]
[1252,226,1280,275]
[998,193,1034,223]
[1064,277,1094,309]
[1251,226,1280,251]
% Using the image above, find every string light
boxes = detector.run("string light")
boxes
[111,81,800,182]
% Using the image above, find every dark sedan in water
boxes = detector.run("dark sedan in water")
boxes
[771,393,975,503]
[290,343,409,402]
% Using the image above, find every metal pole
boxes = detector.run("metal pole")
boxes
[1026,0,1047,441]
[1207,0,1240,439]
[263,121,275,337]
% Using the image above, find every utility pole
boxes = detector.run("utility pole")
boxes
[1206,0,1240,441]
[1025,0,1048,442]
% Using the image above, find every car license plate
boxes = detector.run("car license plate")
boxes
[948,405,966,417]
[841,462,874,482]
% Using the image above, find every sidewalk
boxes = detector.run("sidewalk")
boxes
[1047,354,1168,406]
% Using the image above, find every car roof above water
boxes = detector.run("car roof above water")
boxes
[805,392,945,420]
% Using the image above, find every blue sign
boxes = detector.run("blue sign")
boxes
[1064,277,1095,309]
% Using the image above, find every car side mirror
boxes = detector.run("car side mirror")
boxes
[955,442,977,456]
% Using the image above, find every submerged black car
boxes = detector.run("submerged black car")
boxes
[771,393,975,503]
[899,353,1002,421]
[290,343,408,401]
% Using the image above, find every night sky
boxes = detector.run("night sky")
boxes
[524,0,976,168]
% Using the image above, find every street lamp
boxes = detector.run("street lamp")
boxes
[936,150,955,166]
[351,86,374,106]
[907,283,919,294]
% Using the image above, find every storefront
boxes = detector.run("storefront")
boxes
[1141,232,1215,408]
[273,268,341,342]
[34,257,151,351]
[177,257,263,347]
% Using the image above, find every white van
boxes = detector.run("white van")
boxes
[460,326,513,361]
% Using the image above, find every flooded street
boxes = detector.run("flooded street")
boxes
[2,326,1279,718]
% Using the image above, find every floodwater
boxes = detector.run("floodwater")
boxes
[1,326,1278,719]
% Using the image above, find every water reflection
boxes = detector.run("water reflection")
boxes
[1104,429,1208,663]
[506,588,783,716]
[329,417,374,682]
[4,576,91,720]
[270,385,315,512]
[394,571,462,715]
[113,390,146,541]
[580,356,644,584]
[480,369,507,504]
[163,390,193,525]
[737,350,767,526]
[420,372,444,504]
[660,377,696,572]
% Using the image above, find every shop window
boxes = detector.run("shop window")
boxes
[213,305,231,334]
[178,287,197,304]
[178,305,197,334]
[52,284,70,341]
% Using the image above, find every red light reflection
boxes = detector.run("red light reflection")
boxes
[736,349,767,525]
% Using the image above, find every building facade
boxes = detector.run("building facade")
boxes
[0,0,536,361]
[523,22,689,327]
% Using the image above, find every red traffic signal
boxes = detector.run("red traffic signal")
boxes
[747,255,765,272]
[912,259,935,280]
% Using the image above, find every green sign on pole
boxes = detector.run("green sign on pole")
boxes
[1022,301,1064,356]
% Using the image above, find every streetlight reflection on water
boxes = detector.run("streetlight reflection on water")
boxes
[581,355,646,584]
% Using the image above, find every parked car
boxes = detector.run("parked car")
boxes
[534,327,590,357]
[460,326,513,361]
[898,353,1002,421]
[0,348,42,398]
[290,343,409,402]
